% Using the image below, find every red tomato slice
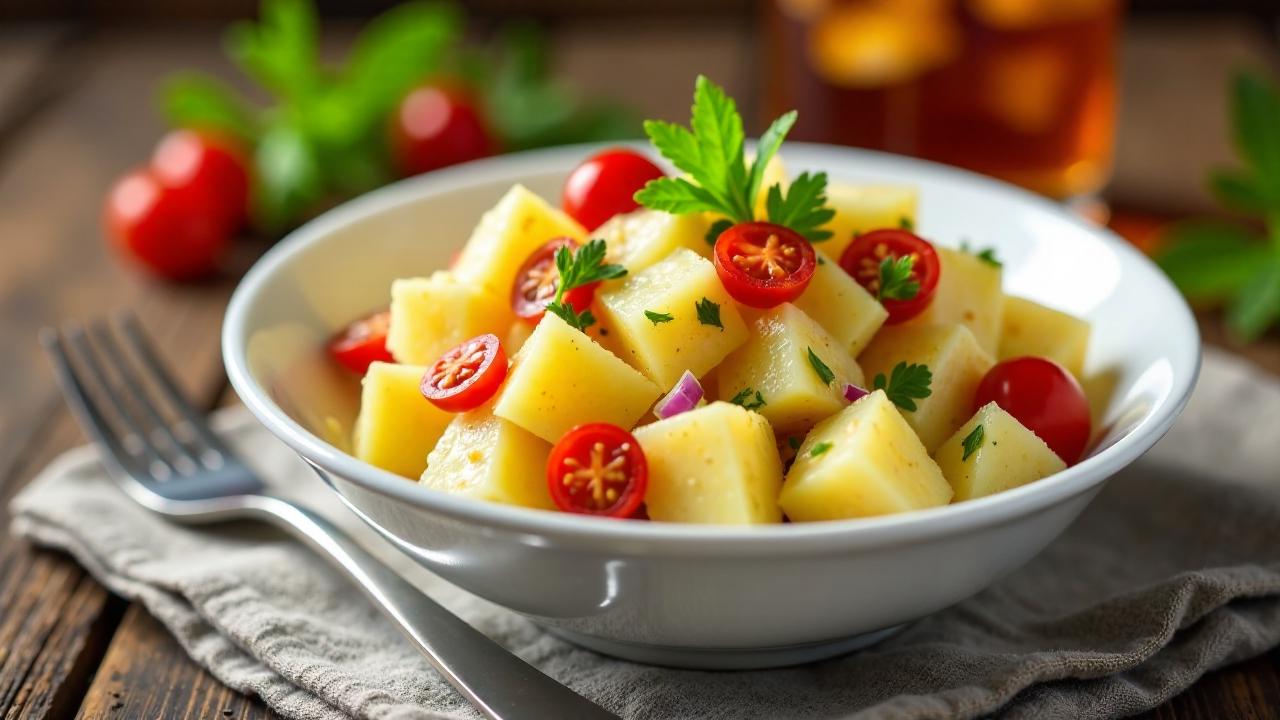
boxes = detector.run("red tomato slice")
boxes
[511,237,597,323]
[420,334,508,412]
[838,229,940,323]
[712,222,816,308]
[328,310,395,375]
[973,356,1092,465]
[547,423,648,518]
[562,148,666,231]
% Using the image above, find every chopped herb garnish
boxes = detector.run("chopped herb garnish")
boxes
[899,216,914,230]
[809,441,833,457]
[730,387,766,411]
[877,255,921,301]
[961,424,985,461]
[806,346,835,385]
[960,240,1002,268]
[644,310,674,325]
[695,297,723,330]
[871,361,933,412]
[545,238,627,332]
[705,218,733,246]
[787,436,802,450]
[764,171,835,242]
[817,255,826,266]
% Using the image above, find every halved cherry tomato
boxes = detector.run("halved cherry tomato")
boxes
[562,148,665,231]
[511,237,597,323]
[838,229,940,323]
[420,334,508,412]
[713,222,816,308]
[973,356,1092,465]
[391,84,493,177]
[547,423,648,518]
[328,310,395,375]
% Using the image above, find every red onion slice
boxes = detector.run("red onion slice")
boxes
[844,383,869,403]
[655,370,704,419]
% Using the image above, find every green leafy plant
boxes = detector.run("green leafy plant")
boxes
[545,239,626,331]
[871,362,933,412]
[1156,70,1280,341]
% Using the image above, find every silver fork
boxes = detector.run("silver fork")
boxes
[41,314,619,720]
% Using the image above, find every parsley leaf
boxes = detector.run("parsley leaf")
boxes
[748,110,797,208]
[730,387,767,411]
[960,240,1002,268]
[695,297,723,330]
[877,256,920,301]
[898,216,914,230]
[787,436,802,451]
[705,218,733,246]
[644,310,674,325]
[871,362,933,411]
[809,441,833,458]
[545,239,626,332]
[961,424,984,461]
[806,346,835,385]
[765,172,835,242]
[546,302,596,331]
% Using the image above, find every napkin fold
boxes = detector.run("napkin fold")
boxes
[10,348,1280,720]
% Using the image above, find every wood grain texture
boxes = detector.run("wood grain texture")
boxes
[77,605,277,720]
[1137,650,1280,720]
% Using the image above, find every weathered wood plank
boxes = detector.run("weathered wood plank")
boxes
[77,605,277,720]
[1138,650,1280,720]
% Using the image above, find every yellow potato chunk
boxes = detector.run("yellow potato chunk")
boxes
[494,313,661,443]
[934,402,1066,501]
[353,362,451,479]
[780,390,952,521]
[825,183,919,260]
[504,320,536,354]
[793,250,888,356]
[633,402,783,524]
[387,271,511,365]
[420,403,553,510]
[452,184,586,296]
[999,295,1091,377]
[715,303,864,435]
[858,323,994,453]
[596,248,748,388]
[903,246,1004,354]
[597,209,711,272]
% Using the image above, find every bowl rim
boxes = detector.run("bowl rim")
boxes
[223,141,1201,555]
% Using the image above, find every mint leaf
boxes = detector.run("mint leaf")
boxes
[1157,221,1270,303]
[644,310,674,325]
[1228,263,1280,341]
[806,346,835,385]
[765,172,835,242]
[747,110,797,211]
[159,73,257,141]
[872,362,933,412]
[961,424,984,461]
[695,297,723,330]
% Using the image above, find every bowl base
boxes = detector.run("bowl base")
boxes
[542,624,906,670]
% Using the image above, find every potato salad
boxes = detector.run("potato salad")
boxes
[330,76,1095,524]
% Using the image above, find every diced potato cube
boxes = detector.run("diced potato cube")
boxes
[504,320,536,354]
[452,184,586,296]
[934,402,1066,501]
[494,313,661,443]
[633,402,784,524]
[780,390,952,521]
[903,246,1004,354]
[596,248,748,388]
[353,362,452,479]
[597,209,711,272]
[794,250,888,356]
[420,403,554,510]
[824,183,919,260]
[715,303,864,434]
[858,323,994,453]
[998,295,1091,377]
[387,271,511,365]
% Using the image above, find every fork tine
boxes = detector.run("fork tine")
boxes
[117,313,231,464]
[90,321,202,474]
[63,324,178,480]
[39,327,147,481]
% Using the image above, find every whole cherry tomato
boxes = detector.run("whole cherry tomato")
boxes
[547,423,648,518]
[104,169,229,281]
[838,229,940,323]
[391,85,493,177]
[562,148,665,231]
[713,222,816,308]
[511,237,597,323]
[973,356,1092,465]
[328,310,395,375]
[420,334,508,412]
[150,129,250,231]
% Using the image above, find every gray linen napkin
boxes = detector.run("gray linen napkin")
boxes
[10,348,1280,720]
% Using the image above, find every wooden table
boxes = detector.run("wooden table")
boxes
[0,16,1278,720]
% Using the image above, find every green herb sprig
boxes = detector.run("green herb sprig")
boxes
[809,441,833,458]
[644,310,674,325]
[545,239,626,331]
[695,297,723,330]
[806,347,836,385]
[872,362,933,412]
[961,424,985,461]
[730,387,767,411]
[878,256,921,301]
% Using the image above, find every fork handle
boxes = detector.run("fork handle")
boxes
[250,496,620,720]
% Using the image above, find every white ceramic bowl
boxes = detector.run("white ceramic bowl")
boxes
[223,143,1199,669]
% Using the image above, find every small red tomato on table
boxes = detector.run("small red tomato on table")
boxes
[419,334,509,413]
[713,221,816,308]
[328,310,395,375]
[547,423,648,518]
[562,148,665,231]
[391,84,493,177]
[839,228,941,323]
[973,356,1092,465]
